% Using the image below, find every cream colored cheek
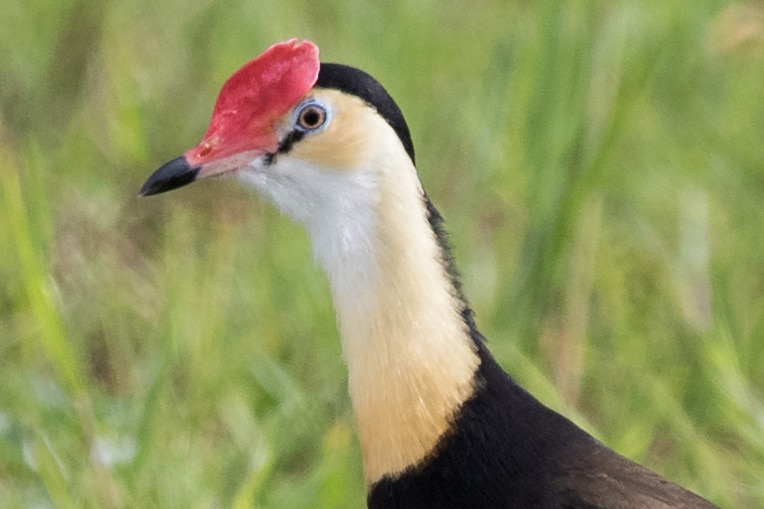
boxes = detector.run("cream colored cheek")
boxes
[289,105,378,172]
[294,134,367,172]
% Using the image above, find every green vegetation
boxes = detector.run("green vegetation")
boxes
[2,0,763,507]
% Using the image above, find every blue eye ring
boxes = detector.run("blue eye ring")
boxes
[294,101,329,132]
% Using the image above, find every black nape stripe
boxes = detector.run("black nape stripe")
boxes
[423,194,483,343]
[316,63,416,164]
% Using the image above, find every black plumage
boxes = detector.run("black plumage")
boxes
[368,342,719,509]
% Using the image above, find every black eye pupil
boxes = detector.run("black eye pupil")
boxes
[299,105,325,130]
[303,110,320,126]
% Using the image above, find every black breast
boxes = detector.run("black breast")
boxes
[367,342,720,509]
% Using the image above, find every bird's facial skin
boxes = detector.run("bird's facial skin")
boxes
[196,91,340,184]
[140,38,320,197]
[141,88,378,194]
[138,94,324,198]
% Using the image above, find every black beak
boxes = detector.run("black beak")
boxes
[140,156,201,197]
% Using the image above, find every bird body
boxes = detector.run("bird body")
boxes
[141,39,721,508]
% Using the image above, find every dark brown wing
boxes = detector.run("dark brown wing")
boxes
[553,446,721,509]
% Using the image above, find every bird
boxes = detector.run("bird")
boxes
[141,39,721,509]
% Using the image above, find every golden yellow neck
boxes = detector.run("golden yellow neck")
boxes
[325,154,479,485]
[261,94,481,485]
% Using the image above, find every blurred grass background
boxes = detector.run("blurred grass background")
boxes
[1,0,763,507]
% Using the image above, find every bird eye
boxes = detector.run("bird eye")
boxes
[295,102,328,132]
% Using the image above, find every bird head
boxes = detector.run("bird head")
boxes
[141,39,415,232]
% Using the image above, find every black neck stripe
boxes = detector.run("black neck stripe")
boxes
[316,63,416,165]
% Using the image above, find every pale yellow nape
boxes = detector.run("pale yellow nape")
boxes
[292,88,482,485]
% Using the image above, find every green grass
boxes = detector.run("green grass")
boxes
[2,0,763,507]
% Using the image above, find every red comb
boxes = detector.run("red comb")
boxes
[187,39,320,164]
